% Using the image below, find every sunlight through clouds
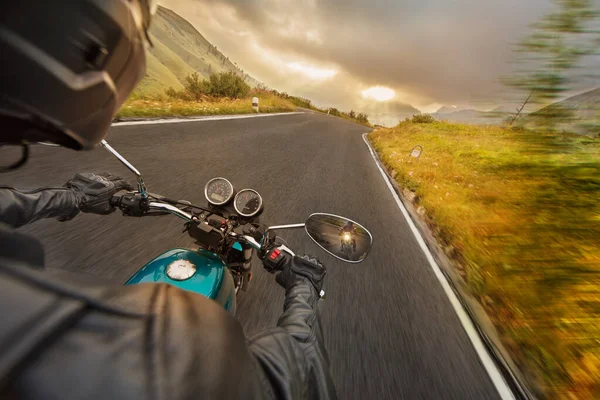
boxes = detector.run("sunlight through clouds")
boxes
[287,62,337,80]
[362,86,396,101]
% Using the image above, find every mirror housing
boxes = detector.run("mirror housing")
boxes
[305,213,372,263]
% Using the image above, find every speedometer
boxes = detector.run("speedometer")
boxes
[204,177,234,205]
[234,189,263,217]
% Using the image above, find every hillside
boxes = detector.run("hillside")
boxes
[134,6,261,97]
[431,109,507,125]
[523,87,600,135]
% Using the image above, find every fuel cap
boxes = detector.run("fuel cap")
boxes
[166,259,196,281]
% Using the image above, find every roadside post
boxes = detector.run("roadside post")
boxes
[410,145,423,161]
[252,97,259,113]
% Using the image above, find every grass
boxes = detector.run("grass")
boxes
[116,92,296,119]
[370,120,600,399]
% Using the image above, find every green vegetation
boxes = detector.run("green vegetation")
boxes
[116,90,295,119]
[166,72,250,100]
[371,121,600,398]
[407,114,436,124]
[327,107,371,127]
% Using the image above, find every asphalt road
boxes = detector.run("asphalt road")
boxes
[2,112,500,399]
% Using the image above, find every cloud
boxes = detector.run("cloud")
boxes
[158,0,566,112]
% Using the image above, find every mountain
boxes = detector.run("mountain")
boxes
[521,87,600,135]
[134,6,261,97]
[491,104,518,113]
[428,88,599,133]
[531,87,600,121]
[436,106,461,114]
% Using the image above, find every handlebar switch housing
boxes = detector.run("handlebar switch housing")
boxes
[113,192,148,217]
[262,246,292,273]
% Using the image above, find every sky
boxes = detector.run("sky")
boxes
[158,0,596,115]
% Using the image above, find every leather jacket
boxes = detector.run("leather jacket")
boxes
[0,187,337,399]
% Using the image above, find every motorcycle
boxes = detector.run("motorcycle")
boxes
[101,140,373,314]
[341,232,355,259]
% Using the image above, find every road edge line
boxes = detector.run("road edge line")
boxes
[362,132,516,400]
[112,111,303,127]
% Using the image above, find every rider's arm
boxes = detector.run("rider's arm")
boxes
[248,255,337,399]
[0,186,79,228]
[0,172,131,228]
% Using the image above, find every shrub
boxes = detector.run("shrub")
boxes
[356,113,369,124]
[205,72,250,98]
[165,87,179,98]
[184,72,207,101]
[411,114,435,123]
[166,72,251,101]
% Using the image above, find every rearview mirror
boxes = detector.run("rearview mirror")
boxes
[305,213,372,263]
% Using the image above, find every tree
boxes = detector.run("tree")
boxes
[349,110,356,118]
[507,90,534,126]
[356,113,370,124]
[505,0,599,128]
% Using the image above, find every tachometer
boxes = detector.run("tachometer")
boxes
[234,189,263,217]
[204,177,234,205]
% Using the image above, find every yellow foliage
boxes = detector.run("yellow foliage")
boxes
[371,121,600,398]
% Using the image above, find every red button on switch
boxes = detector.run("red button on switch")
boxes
[269,249,280,260]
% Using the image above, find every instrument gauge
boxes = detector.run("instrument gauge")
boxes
[204,177,234,205]
[234,189,263,217]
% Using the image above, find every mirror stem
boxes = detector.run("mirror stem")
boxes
[266,223,306,231]
[100,140,147,197]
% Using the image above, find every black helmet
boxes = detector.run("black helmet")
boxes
[0,0,157,150]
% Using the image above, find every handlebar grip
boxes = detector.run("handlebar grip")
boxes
[110,194,122,207]
[112,191,147,217]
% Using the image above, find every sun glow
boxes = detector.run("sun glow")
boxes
[287,62,337,80]
[362,86,396,102]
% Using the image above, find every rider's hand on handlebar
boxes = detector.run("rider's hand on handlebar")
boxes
[263,248,326,294]
[65,172,132,215]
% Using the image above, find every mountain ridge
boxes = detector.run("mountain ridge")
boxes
[134,6,261,97]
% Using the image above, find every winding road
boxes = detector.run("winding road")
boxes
[2,112,504,399]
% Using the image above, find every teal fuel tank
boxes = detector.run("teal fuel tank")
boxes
[125,248,236,314]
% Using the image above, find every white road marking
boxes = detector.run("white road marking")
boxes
[362,133,515,400]
[111,112,303,127]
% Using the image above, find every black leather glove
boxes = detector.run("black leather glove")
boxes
[275,253,327,294]
[65,172,132,215]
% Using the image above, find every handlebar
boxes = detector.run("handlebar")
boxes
[111,191,266,252]
[148,202,193,221]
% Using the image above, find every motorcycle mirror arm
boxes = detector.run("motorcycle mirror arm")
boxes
[265,223,305,232]
[101,140,148,197]
[260,223,305,249]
